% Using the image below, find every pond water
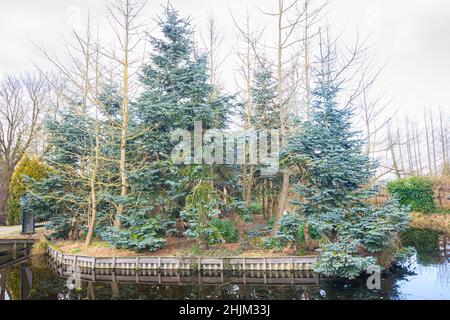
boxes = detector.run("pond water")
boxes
[0,229,448,300]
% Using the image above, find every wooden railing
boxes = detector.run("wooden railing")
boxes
[48,246,319,272]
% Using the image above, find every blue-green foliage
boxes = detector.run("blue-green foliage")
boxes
[275,213,302,244]
[248,224,272,238]
[313,242,377,279]
[229,199,254,223]
[342,199,410,253]
[273,213,321,247]
[23,112,98,239]
[181,180,223,245]
[23,174,80,239]
[101,214,167,252]
[285,66,409,278]
[125,6,235,250]
[250,66,279,129]
[135,6,231,156]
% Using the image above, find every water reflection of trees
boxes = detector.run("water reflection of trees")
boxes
[0,260,426,300]
[1,262,420,300]
[401,228,443,265]
[1,230,448,300]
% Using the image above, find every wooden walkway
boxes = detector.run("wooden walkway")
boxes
[48,246,319,272]
[0,225,22,237]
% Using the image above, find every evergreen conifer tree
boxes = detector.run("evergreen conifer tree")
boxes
[250,66,279,130]
[135,5,230,157]
[285,68,410,278]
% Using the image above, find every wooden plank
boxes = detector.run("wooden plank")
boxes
[0,239,34,245]
[47,246,319,272]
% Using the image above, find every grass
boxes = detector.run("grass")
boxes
[47,237,318,258]
[410,211,450,235]
[31,237,50,256]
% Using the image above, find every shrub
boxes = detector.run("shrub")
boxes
[387,176,436,213]
[247,202,262,215]
[275,213,302,244]
[7,155,50,225]
[344,198,411,253]
[274,213,321,248]
[210,218,238,243]
[101,214,166,252]
[181,181,223,246]
[248,224,272,238]
[314,242,378,279]
[263,237,283,249]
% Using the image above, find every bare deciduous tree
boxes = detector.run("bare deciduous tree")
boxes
[105,0,148,228]
[201,10,229,92]
[0,74,47,225]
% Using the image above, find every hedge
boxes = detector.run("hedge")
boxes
[6,155,49,225]
[387,176,436,213]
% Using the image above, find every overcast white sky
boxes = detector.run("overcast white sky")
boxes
[0,0,449,118]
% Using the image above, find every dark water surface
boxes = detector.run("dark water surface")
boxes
[0,229,448,300]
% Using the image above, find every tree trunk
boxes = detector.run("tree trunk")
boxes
[303,222,312,250]
[275,0,289,226]
[439,109,447,171]
[115,14,130,229]
[396,124,405,176]
[0,172,12,225]
[411,121,420,174]
[87,282,96,300]
[111,283,121,300]
[85,30,100,247]
[430,112,438,175]
[273,170,290,233]
[271,194,278,219]
[424,111,433,175]
[69,217,81,241]
[244,163,254,204]
[231,207,245,242]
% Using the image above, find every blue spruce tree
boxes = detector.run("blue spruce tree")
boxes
[285,67,410,278]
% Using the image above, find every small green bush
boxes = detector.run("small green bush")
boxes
[274,213,321,248]
[314,242,378,279]
[7,155,50,225]
[100,214,166,252]
[387,176,436,213]
[247,202,262,214]
[211,218,238,243]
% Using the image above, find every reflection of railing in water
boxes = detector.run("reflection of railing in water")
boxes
[49,261,328,286]
[0,241,33,271]
[439,235,449,262]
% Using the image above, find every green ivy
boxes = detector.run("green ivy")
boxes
[387,177,436,213]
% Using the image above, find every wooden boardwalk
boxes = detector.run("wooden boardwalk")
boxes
[48,246,319,272]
